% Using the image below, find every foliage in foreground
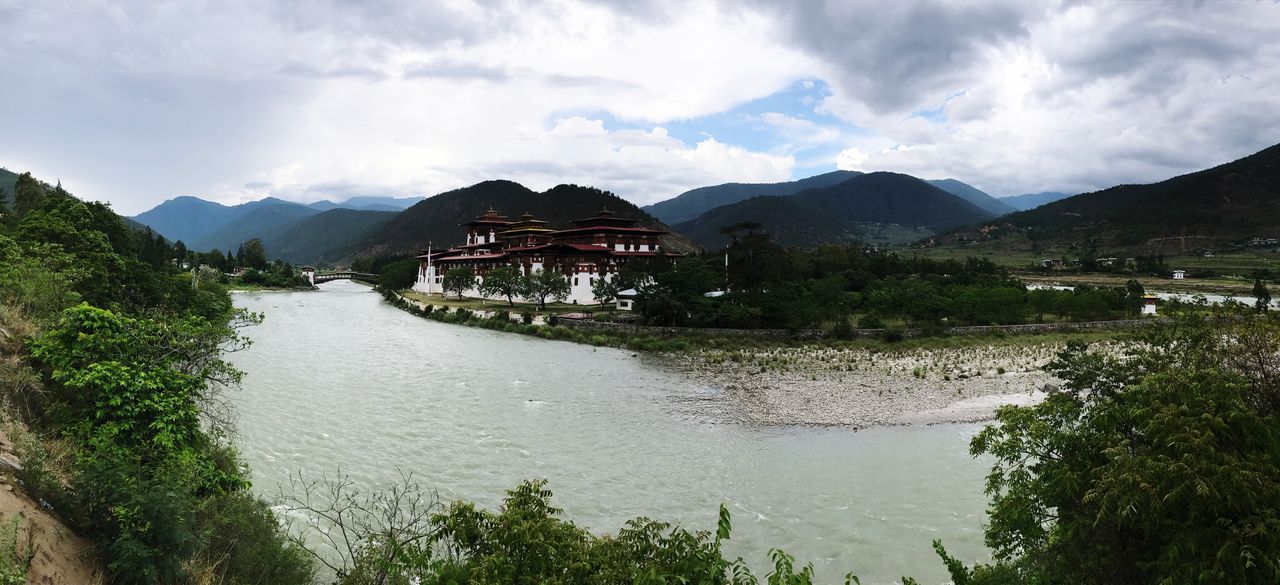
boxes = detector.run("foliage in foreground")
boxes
[0,170,313,585]
[284,475,866,585]
[947,311,1280,584]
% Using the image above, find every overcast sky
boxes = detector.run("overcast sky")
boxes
[2,0,1278,215]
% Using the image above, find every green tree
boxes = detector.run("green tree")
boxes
[12,172,44,218]
[520,268,570,310]
[378,258,419,291]
[235,239,268,271]
[1254,277,1271,313]
[478,266,523,306]
[955,314,1280,584]
[1124,278,1145,316]
[590,274,619,308]
[442,268,476,300]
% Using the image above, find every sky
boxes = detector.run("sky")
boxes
[2,0,1279,215]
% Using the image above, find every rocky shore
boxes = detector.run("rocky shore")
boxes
[656,341,1118,427]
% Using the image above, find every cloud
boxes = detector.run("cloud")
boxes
[1,0,1278,214]
[801,1,1280,195]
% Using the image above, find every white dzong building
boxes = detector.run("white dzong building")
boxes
[413,209,675,305]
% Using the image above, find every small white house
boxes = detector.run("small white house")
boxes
[616,288,638,311]
[1172,269,1186,280]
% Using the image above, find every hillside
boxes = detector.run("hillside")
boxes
[999,191,1071,211]
[189,202,321,252]
[348,180,698,258]
[952,142,1280,254]
[642,170,862,224]
[0,167,17,204]
[262,208,396,265]
[675,172,994,249]
[928,179,1017,215]
[131,196,247,247]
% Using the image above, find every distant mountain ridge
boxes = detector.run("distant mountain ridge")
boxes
[927,179,1017,215]
[642,170,863,224]
[998,191,1071,211]
[673,172,995,249]
[948,142,1280,253]
[348,180,699,259]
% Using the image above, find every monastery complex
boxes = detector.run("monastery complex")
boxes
[413,208,677,305]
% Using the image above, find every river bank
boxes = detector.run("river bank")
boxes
[655,340,1115,427]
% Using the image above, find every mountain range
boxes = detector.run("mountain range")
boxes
[344,181,699,259]
[129,181,695,264]
[672,172,995,249]
[944,142,1280,253]
[643,170,1020,225]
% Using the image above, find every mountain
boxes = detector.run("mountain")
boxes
[928,179,1017,215]
[260,208,397,265]
[674,172,995,249]
[347,180,698,258]
[189,202,321,252]
[130,196,323,250]
[307,195,424,212]
[998,191,1071,211]
[642,170,863,224]
[956,143,1280,253]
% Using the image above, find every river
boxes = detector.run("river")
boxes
[228,280,991,584]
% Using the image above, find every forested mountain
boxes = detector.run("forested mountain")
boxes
[927,179,1017,215]
[950,142,1280,253]
[674,172,994,249]
[642,170,862,224]
[189,202,321,252]
[998,191,1071,211]
[261,208,396,265]
[131,196,316,250]
[347,180,698,258]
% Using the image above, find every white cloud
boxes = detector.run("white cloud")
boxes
[835,147,869,171]
[1,0,1278,214]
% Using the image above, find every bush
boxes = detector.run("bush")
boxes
[193,491,315,585]
[858,314,884,329]
[829,315,854,340]
[881,327,905,343]
[521,311,534,324]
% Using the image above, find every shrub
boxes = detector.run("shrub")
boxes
[829,316,854,340]
[521,311,534,324]
[881,327,905,343]
[858,314,884,329]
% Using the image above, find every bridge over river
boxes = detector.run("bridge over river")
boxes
[308,270,379,285]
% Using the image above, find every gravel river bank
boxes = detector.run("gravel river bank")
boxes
[655,341,1118,427]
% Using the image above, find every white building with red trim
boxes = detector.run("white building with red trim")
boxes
[413,208,676,305]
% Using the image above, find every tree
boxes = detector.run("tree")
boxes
[173,240,188,265]
[236,239,268,271]
[954,313,1280,584]
[478,266,523,306]
[378,258,419,291]
[1254,277,1271,313]
[520,268,570,310]
[12,172,45,218]
[591,274,619,308]
[1124,278,1145,316]
[442,267,476,300]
